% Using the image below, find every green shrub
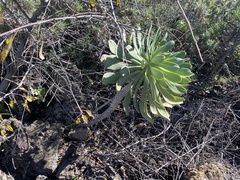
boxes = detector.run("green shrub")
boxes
[178,0,240,50]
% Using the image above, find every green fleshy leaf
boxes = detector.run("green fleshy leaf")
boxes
[129,69,142,79]
[101,55,126,70]
[131,70,145,113]
[151,55,165,64]
[102,72,121,85]
[171,51,186,58]
[132,31,139,51]
[159,61,180,71]
[126,55,142,65]
[133,95,140,113]
[132,70,145,92]
[149,80,158,100]
[156,106,170,120]
[108,40,117,54]
[157,84,184,105]
[126,45,143,61]
[162,101,173,108]
[150,105,158,115]
[139,78,154,123]
[137,31,143,50]
[176,68,194,77]
[148,93,158,115]
[123,90,132,115]
[179,62,192,69]
[146,25,153,50]
[117,45,124,59]
[154,101,170,120]
[158,39,167,47]
[162,71,181,83]
[139,101,154,123]
[157,79,168,88]
[150,28,162,52]
[120,66,142,76]
[166,81,185,95]
[153,40,175,56]
[116,74,131,91]
[175,85,187,94]
[149,94,170,120]
[150,67,164,80]
[179,77,192,84]
[165,57,184,64]
[161,33,168,41]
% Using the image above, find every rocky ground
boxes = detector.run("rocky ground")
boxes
[0,79,239,179]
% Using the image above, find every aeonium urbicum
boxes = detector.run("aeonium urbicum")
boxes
[101,27,194,122]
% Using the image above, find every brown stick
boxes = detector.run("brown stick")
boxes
[176,0,204,63]
[0,13,106,38]
[78,82,132,127]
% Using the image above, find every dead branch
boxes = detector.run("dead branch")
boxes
[0,0,50,95]
[0,13,106,38]
[176,0,204,63]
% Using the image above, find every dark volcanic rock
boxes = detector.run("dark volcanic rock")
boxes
[0,120,64,179]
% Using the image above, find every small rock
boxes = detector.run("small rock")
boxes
[0,170,14,180]
[68,126,91,141]
[0,120,64,178]
[36,175,50,180]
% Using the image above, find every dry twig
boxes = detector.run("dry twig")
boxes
[176,0,204,63]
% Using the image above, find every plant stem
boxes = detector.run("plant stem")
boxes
[79,82,132,127]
